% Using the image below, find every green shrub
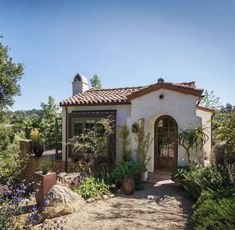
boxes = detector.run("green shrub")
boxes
[171,167,203,200]
[0,124,15,152]
[201,164,235,193]
[192,192,235,230]
[74,177,110,199]
[111,161,146,188]
[171,166,189,182]
[171,164,235,200]
[0,125,28,184]
[215,111,235,163]
[172,165,235,229]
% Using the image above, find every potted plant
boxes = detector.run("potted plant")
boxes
[30,128,44,157]
[122,175,135,195]
[34,159,56,206]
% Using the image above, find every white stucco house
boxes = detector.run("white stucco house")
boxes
[60,74,214,172]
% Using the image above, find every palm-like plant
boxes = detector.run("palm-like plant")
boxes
[178,126,209,168]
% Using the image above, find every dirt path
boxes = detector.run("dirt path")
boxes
[59,179,193,230]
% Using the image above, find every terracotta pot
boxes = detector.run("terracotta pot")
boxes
[34,171,56,205]
[122,176,135,195]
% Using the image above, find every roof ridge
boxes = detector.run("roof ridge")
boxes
[87,86,145,92]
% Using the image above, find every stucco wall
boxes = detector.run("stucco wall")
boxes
[61,89,209,172]
[129,89,202,172]
[196,109,213,160]
[62,105,131,161]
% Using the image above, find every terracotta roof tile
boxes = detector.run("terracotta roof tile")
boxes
[60,82,203,106]
[60,86,144,106]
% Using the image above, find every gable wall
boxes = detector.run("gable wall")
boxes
[128,89,202,172]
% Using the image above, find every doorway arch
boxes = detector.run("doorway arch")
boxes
[154,115,178,170]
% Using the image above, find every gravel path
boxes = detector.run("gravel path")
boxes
[60,179,193,230]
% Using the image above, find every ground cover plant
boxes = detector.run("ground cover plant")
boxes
[74,177,111,200]
[171,164,235,229]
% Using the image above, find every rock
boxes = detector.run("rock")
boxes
[101,194,109,200]
[211,141,227,165]
[57,172,83,189]
[147,195,156,200]
[86,198,95,203]
[109,194,115,198]
[95,194,102,200]
[42,184,86,219]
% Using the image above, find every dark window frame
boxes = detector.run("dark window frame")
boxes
[68,110,117,162]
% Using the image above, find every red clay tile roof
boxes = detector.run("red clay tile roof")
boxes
[60,81,203,106]
[128,82,203,100]
[60,86,145,106]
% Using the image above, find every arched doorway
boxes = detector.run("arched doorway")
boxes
[154,116,178,170]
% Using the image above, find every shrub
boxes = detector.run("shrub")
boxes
[172,164,235,229]
[0,180,42,229]
[0,125,28,184]
[30,128,43,145]
[201,164,235,193]
[0,124,15,152]
[171,167,203,200]
[172,164,235,200]
[74,177,110,200]
[215,111,235,163]
[192,192,235,229]
[111,161,146,188]
[68,118,113,157]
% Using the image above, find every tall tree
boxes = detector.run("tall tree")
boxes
[199,89,221,110]
[90,74,102,89]
[40,96,61,149]
[0,37,23,111]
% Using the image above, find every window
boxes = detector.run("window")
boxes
[71,118,98,137]
[70,117,109,157]
[68,110,117,161]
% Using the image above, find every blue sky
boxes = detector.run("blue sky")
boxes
[0,0,234,110]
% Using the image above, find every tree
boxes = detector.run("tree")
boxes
[199,90,221,110]
[215,111,235,163]
[0,37,24,112]
[40,96,61,149]
[23,96,61,149]
[90,74,102,89]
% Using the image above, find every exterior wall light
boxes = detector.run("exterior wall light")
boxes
[159,94,164,99]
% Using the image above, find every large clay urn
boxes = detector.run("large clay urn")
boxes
[34,171,56,206]
[122,176,135,195]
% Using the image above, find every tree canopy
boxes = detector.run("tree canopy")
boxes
[199,89,221,110]
[0,37,24,111]
[90,74,102,89]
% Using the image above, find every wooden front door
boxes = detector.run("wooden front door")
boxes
[154,116,178,170]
